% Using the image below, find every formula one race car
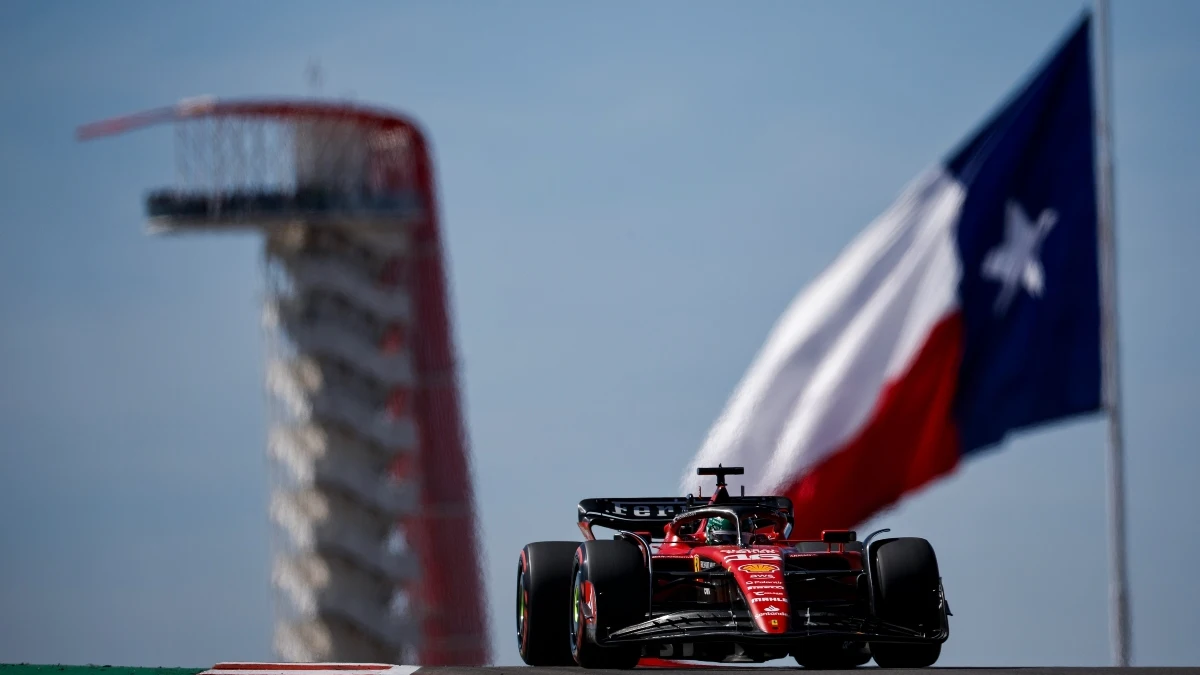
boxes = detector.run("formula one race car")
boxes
[515,466,950,668]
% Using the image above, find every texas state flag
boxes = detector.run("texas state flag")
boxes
[682,16,1103,537]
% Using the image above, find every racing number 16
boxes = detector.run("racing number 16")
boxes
[724,553,781,562]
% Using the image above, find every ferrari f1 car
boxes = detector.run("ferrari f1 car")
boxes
[516,466,949,668]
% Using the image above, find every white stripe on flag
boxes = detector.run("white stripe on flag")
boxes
[683,167,965,495]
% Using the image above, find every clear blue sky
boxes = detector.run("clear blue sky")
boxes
[1,0,1196,668]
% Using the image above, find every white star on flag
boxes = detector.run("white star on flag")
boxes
[981,200,1058,314]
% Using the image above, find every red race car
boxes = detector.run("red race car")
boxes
[516,465,950,669]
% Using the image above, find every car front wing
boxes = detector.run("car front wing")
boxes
[606,573,950,647]
[606,608,948,645]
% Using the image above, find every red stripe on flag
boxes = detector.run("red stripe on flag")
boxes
[784,313,965,539]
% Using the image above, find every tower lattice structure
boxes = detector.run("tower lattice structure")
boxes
[79,98,490,666]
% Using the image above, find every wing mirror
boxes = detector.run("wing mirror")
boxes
[821,530,856,544]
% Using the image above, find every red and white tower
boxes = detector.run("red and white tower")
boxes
[78,98,490,666]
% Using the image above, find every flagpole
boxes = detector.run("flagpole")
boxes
[1094,0,1131,667]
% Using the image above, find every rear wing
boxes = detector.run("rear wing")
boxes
[577,495,792,540]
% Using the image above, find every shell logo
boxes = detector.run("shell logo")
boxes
[738,563,780,573]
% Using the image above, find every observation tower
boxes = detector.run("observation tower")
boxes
[78,97,490,666]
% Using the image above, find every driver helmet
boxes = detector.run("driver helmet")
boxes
[705,516,740,544]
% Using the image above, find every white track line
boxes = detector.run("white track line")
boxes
[201,664,420,675]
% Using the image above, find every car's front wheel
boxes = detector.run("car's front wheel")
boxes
[569,539,646,669]
[868,537,945,668]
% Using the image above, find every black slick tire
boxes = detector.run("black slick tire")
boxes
[869,537,944,668]
[517,541,580,666]
[569,539,647,669]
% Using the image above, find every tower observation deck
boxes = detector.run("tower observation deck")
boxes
[78,97,490,666]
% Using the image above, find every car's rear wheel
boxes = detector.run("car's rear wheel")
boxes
[517,541,580,666]
[569,539,647,669]
[868,537,944,668]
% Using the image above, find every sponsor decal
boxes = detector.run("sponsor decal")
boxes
[610,502,680,517]
[718,548,783,562]
[749,573,775,579]
[739,563,780,573]
[750,597,788,603]
[761,611,789,616]
[764,605,780,612]
[720,550,787,559]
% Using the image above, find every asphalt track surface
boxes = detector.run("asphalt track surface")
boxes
[418,669,1199,675]
[415,662,1200,667]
